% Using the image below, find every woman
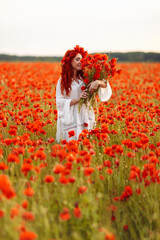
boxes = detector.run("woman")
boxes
[56,45,112,143]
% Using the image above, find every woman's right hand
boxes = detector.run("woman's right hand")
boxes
[79,89,88,100]
[70,90,88,106]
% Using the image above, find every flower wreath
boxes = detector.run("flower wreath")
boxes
[61,45,88,65]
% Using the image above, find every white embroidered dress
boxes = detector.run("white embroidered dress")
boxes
[56,77,112,142]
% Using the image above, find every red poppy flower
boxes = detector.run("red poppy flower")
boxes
[106,168,113,175]
[44,175,55,183]
[10,207,19,219]
[21,163,34,176]
[69,176,76,183]
[19,231,37,240]
[120,186,133,201]
[68,130,75,138]
[0,174,16,199]
[84,122,88,127]
[22,211,35,221]
[93,72,101,80]
[84,167,95,176]
[0,148,3,158]
[53,164,65,174]
[8,128,17,136]
[123,225,128,231]
[22,200,28,209]
[81,86,86,91]
[7,153,19,164]
[73,206,82,218]
[59,174,69,185]
[83,78,89,84]
[0,162,9,170]
[24,187,34,197]
[59,207,70,221]
[105,233,115,240]
[34,150,46,160]
[103,160,111,168]
[78,186,87,194]
[0,209,4,218]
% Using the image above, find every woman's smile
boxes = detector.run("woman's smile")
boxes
[71,53,82,71]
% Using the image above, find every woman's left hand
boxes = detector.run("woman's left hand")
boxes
[88,80,99,94]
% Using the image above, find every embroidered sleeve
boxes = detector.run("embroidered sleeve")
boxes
[56,78,74,125]
[98,81,112,102]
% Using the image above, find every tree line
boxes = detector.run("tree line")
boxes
[0,52,160,62]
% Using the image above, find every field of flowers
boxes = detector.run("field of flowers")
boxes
[0,62,160,240]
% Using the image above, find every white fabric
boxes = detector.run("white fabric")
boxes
[56,77,112,142]
[98,81,112,102]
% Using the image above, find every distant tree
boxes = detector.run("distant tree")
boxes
[0,52,160,62]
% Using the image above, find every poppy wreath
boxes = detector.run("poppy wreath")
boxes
[61,45,88,65]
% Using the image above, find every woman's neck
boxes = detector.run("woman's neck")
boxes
[72,69,77,79]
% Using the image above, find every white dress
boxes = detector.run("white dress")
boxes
[56,77,112,142]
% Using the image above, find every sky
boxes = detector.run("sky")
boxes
[0,0,160,56]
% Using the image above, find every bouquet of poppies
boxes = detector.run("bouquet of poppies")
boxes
[78,53,121,111]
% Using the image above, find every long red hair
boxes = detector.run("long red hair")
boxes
[60,45,88,96]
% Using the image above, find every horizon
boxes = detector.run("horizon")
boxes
[0,50,160,58]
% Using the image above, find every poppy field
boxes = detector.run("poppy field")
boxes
[0,62,160,240]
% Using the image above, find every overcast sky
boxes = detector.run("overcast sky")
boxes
[0,0,160,56]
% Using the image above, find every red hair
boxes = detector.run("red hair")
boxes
[60,45,88,96]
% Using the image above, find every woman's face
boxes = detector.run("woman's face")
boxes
[71,53,82,71]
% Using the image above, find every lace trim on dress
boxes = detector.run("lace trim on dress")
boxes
[88,116,94,120]
[63,123,84,132]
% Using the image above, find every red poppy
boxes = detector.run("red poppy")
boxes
[106,168,113,175]
[105,233,115,240]
[0,162,9,170]
[78,186,87,194]
[21,163,34,176]
[0,149,3,158]
[120,186,133,201]
[44,175,55,183]
[81,86,86,91]
[10,207,19,219]
[93,72,100,80]
[22,200,28,209]
[8,128,17,136]
[66,153,76,162]
[0,174,16,199]
[61,139,67,145]
[57,149,67,161]
[103,160,111,168]
[59,207,70,221]
[83,78,89,84]
[59,174,69,185]
[84,122,88,127]
[7,153,19,164]
[68,130,75,138]
[69,176,76,183]
[123,225,128,231]
[24,187,34,197]
[0,209,4,218]
[34,150,46,160]
[104,147,112,155]
[28,147,35,153]
[19,231,37,240]
[53,164,65,174]
[73,206,82,218]
[22,211,35,221]
[84,167,95,176]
